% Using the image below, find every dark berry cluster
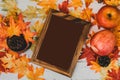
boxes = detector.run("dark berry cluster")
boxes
[7,34,27,52]
[97,56,111,67]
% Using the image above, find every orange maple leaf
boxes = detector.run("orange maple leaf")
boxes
[68,0,83,9]
[104,0,120,6]
[0,53,16,70]
[37,0,57,10]
[17,13,30,30]
[0,25,8,39]
[80,7,93,21]
[23,28,36,43]
[0,39,8,50]
[27,65,45,80]
[85,0,93,7]
[7,16,21,37]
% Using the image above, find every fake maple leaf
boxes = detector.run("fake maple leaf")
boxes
[7,16,21,37]
[58,0,69,14]
[31,21,43,36]
[85,0,93,7]
[90,61,101,72]
[27,65,45,80]
[37,0,57,10]
[0,39,8,50]
[91,59,119,73]
[0,26,8,39]
[0,0,21,18]
[79,46,97,66]
[17,13,30,30]
[12,55,30,79]
[109,47,120,60]
[0,53,16,70]
[0,0,17,10]
[106,67,120,80]
[104,0,120,6]
[68,0,83,9]
[69,8,81,18]
[23,28,36,43]
[80,7,93,21]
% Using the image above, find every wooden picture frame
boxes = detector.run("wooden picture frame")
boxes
[31,9,91,77]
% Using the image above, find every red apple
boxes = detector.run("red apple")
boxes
[96,5,120,28]
[90,30,116,56]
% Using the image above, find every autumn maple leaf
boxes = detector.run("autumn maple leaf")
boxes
[23,28,36,43]
[79,46,97,66]
[12,55,30,79]
[68,0,83,9]
[37,0,57,10]
[58,0,69,14]
[31,20,44,36]
[106,68,120,80]
[7,16,21,37]
[85,0,93,7]
[17,13,30,30]
[109,47,120,60]
[80,7,93,21]
[104,0,120,6]
[27,65,45,80]
[0,53,16,70]
[0,25,8,39]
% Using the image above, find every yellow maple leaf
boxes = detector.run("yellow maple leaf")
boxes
[68,0,83,9]
[31,21,44,37]
[37,0,57,10]
[69,8,81,18]
[7,16,21,37]
[27,65,45,80]
[0,53,16,70]
[104,0,120,6]
[13,55,30,79]
[90,61,101,72]
[23,28,36,43]
[80,7,93,21]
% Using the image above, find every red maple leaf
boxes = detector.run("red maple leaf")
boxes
[58,0,69,14]
[106,68,120,80]
[79,46,97,66]
[109,46,120,60]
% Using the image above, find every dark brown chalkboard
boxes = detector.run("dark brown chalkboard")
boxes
[31,9,91,77]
